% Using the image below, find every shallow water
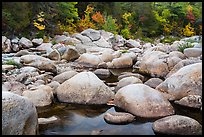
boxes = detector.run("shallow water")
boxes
[38,68,202,135]
[38,102,202,135]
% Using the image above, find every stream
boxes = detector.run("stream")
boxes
[37,68,202,135]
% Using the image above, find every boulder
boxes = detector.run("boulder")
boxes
[174,95,202,109]
[109,55,133,68]
[104,112,135,124]
[2,36,12,53]
[81,28,101,41]
[61,46,80,61]
[76,53,103,68]
[166,58,202,78]
[22,85,54,107]
[52,70,78,84]
[115,76,142,91]
[36,43,53,54]
[93,69,111,79]
[2,81,26,96]
[15,49,31,57]
[114,84,174,118]
[20,55,57,74]
[56,71,114,104]
[137,51,169,78]
[144,78,163,89]
[47,49,61,61]
[152,115,202,135]
[168,51,185,59]
[19,37,33,49]
[156,63,202,100]
[32,38,43,46]
[183,48,202,58]
[118,72,144,82]
[125,39,141,48]
[2,91,38,135]
[73,33,92,44]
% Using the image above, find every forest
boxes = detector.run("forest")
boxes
[2,2,202,40]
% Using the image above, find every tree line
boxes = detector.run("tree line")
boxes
[2,2,202,39]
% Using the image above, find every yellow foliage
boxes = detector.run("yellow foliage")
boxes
[122,12,132,24]
[181,23,195,36]
[33,20,45,30]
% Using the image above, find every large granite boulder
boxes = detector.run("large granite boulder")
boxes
[56,71,114,104]
[22,85,54,107]
[152,115,202,135]
[137,51,169,78]
[2,91,38,135]
[114,84,174,118]
[156,63,202,100]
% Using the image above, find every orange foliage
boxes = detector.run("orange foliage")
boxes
[91,11,105,25]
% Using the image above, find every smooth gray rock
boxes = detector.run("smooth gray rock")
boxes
[2,91,38,135]
[56,71,114,104]
[114,84,174,118]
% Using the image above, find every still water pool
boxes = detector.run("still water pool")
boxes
[38,102,201,135]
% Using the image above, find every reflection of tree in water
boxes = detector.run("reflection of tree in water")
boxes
[64,104,111,118]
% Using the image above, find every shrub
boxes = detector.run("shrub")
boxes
[102,15,119,34]
[178,42,194,53]
[4,59,22,68]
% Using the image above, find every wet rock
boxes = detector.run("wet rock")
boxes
[2,91,38,135]
[156,63,202,100]
[104,112,135,124]
[52,70,78,84]
[22,85,54,107]
[19,37,33,49]
[144,78,163,89]
[93,69,111,79]
[152,115,202,135]
[114,84,174,118]
[56,71,114,104]
[174,95,202,109]
[183,48,202,58]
